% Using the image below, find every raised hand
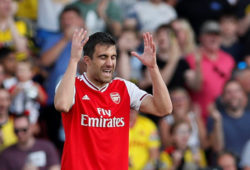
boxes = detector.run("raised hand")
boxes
[131,32,156,68]
[71,28,89,63]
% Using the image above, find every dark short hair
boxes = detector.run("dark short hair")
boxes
[83,32,116,59]
[13,114,30,124]
[155,23,174,34]
[0,47,14,61]
[170,119,191,135]
[59,6,82,21]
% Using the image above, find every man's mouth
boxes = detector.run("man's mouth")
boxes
[102,70,112,76]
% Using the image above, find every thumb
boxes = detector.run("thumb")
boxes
[131,51,142,61]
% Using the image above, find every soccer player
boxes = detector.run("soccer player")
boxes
[54,28,173,170]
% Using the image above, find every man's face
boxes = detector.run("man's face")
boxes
[173,123,190,150]
[60,10,85,31]
[200,33,221,52]
[155,29,171,52]
[171,90,190,116]
[3,53,17,75]
[14,117,31,145]
[217,154,237,170]
[0,65,5,85]
[0,89,10,116]
[220,18,237,37]
[222,81,246,111]
[85,44,117,87]
[16,62,33,82]
[0,0,12,18]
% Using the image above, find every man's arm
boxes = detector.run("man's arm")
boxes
[208,104,224,152]
[40,27,74,67]
[185,50,202,91]
[131,33,172,117]
[54,29,88,112]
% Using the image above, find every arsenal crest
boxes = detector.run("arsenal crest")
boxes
[110,92,121,104]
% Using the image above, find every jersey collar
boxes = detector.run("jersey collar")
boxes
[81,73,110,92]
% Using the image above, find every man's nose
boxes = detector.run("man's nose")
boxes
[105,57,113,66]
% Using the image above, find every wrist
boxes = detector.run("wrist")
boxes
[69,58,80,65]
[148,64,158,71]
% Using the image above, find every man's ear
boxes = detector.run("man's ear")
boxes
[83,55,91,65]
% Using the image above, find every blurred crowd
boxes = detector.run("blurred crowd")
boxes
[0,0,250,169]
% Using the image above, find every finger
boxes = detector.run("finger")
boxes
[80,30,87,41]
[131,51,142,61]
[148,33,154,49]
[81,36,89,47]
[147,32,152,48]
[143,33,148,47]
[79,28,86,39]
[152,41,156,54]
[72,28,79,40]
[145,32,150,47]
[78,28,84,37]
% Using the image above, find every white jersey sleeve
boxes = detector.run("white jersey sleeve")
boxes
[123,79,149,111]
[55,79,76,107]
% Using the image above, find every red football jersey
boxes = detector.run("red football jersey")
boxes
[61,74,148,170]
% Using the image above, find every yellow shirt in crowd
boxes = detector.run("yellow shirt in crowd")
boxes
[16,0,38,21]
[129,115,160,170]
[0,20,27,47]
[159,148,207,170]
[0,117,17,152]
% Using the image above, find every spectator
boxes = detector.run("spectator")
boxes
[241,140,250,170]
[236,0,250,37]
[207,80,250,157]
[40,6,85,106]
[139,24,189,93]
[0,64,5,88]
[159,87,207,150]
[113,0,138,18]
[233,68,250,110]
[185,20,235,123]
[39,6,85,150]
[129,109,160,170]
[125,0,177,32]
[159,120,207,170]
[0,88,17,152]
[0,47,17,89]
[9,60,47,124]
[67,0,122,37]
[170,18,197,57]
[0,114,60,170]
[116,28,143,82]
[236,0,250,63]
[36,0,77,47]
[0,0,29,57]
[219,14,244,63]
[176,0,234,36]
[241,49,250,69]
[217,151,238,170]
[15,0,37,22]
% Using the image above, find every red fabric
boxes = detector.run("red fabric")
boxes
[61,77,130,170]
[186,50,235,123]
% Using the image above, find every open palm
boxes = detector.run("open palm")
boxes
[71,28,89,62]
[131,32,156,68]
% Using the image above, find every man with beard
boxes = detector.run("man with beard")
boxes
[207,80,250,158]
[54,29,172,170]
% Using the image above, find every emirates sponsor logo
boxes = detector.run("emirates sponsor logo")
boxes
[81,114,125,128]
[81,108,125,128]
[110,92,120,104]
